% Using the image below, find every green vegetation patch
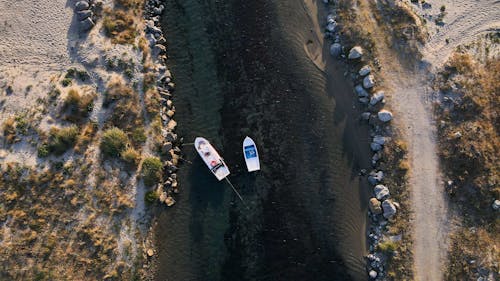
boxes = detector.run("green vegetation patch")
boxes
[141,157,162,187]
[100,127,129,158]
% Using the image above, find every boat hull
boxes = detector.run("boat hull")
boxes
[194,137,230,181]
[243,136,260,172]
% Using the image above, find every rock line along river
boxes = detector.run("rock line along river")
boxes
[155,1,372,280]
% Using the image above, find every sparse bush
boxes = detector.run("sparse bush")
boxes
[103,78,142,130]
[61,78,72,87]
[47,126,79,155]
[101,127,129,157]
[3,117,16,143]
[103,9,138,44]
[62,89,95,122]
[141,157,162,186]
[378,240,398,254]
[121,147,140,167]
[144,88,160,117]
[144,190,158,203]
[74,122,98,153]
[130,127,146,146]
[37,144,49,158]
[440,5,446,12]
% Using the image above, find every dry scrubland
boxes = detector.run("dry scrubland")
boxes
[0,0,167,279]
[434,35,499,280]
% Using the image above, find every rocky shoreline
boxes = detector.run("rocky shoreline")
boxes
[322,1,409,280]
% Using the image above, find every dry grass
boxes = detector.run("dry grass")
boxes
[61,88,96,123]
[103,9,138,45]
[103,77,143,132]
[2,117,16,143]
[435,52,499,280]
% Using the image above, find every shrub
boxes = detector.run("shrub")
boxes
[37,144,49,158]
[103,9,137,44]
[141,157,162,186]
[101,127,129,157]
[144,190,158,203]
[144,88,160,117]
[3,117,16,143]
[61,78,72,87]
[103,78,142,130]
[130,127,146,146]
[47,126,79,155]
[62,89,95,122]
[121,147,140,167]
[378,240,398,254]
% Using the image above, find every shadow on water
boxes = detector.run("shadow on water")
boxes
[156,0,371,280]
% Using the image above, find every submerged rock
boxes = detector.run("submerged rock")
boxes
[369,270,378,279]
[382,200,397,219]
[377,110,393,122]
[348,46,363,59]
[355,84,369,97]
[75,1,90,11]
[492,200,500,211]
[374,184,390,200]
[330,43,342,57]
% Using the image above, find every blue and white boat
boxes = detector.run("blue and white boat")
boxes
[243,136,260,172]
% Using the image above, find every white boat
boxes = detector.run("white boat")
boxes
[194,137,230,181]
[243,136,260,172]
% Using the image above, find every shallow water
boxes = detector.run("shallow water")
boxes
[155,1,372,280]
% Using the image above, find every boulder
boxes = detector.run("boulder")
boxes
[75,1,90,11]
[370,91,385,105]
[330,43,342,57]
[167,119,177,130]
[373,135,386,145]
[363,75,375,89]
[374,184,390,200]
[369,198,382,215]
[370,142,382,152]
[369,270,378,279]
[492,200,500,211]
[161,142,173,154]
[79,17,95,32]
[361,112,371,120]
[382,200,397,219]
[368,170,384,185]
[165,196,175,207]
[76,10,92,21]
[359,65,371,76]
[326,21,337,32]
[348,46,363,59]
[166,109,175,118]
[377,110,393,122]
[355,85,369,97]
[147,249,154,257]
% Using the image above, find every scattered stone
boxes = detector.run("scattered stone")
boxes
[492,200,500,211]
[371,142,382,152]
[369,198,382,215]
[374,184,390,200]
[166,109,175,118]
[382,200,397,219]
[167,119,177,130]
[76,10,92,21]
[377,110,393,122]
[370,91,385,105]
[79,17,95,32]
[330,43,342,57]
[161,142,173,154]
[348,46,363,59]
[359,97,369,104]
[363,74,375,89]
[165,196,175,207]
[373,135,386,145]
[159,192,167,203]
[359,65,371,76]
[147,249,154,257]
[326,21,337,32]
[369,270,378,279]
[368,170,384,185]
[75,1,90,11]
[453,131,462,138]
[361,112,371,120]
[355,85,369,97]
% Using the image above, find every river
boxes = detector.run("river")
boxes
[155,1,372,280]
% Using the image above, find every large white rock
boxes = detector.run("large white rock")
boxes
[363,74,375,89]
[382,200,397,219]
[374,184,390,200]
[492,200,500,211]
[359,65,371,76]
[348,46,363,59]
[378,110,393,122]
[369,270,378,278]
[370,91,385,105]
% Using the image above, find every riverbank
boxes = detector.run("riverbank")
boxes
[0,0,176,279]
